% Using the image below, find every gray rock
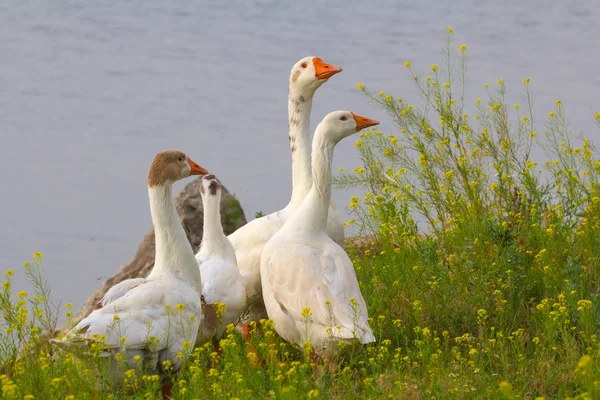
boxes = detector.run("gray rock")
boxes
[60,176,246,333]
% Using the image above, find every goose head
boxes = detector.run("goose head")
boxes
[318,111,380,144]
[289,57,342,95]
[148,150,208,187]
[199,174,222,197]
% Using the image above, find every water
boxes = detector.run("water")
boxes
[1,0,599,311]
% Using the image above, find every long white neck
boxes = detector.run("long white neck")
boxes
[198,191,228,258]
[285,130,334,233]
[146,184,202,292]
[287,89,314,209]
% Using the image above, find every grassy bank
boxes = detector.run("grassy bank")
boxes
[1,30,599,399]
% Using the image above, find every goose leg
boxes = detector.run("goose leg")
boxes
[241,324,251,339]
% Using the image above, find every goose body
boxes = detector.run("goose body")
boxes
[54,151,208,390]
[260,111,378,357]
[230,57,344,326]
[98,277,148,308]
[195,175,246,343]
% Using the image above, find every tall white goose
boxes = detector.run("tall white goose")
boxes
[260,111,378,358]
[195,174,246,344]
[229,57,344,328]
[54,150,208,397]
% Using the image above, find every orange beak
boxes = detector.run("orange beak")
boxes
[313,57,343,80]
[188,158,208,175]
[351,112,380,132]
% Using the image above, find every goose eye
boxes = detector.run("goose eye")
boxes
[179,156,185,162]
[301,62,308,69]
[340,116,348,121]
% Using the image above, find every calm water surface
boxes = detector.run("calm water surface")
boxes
[1,0,599,310]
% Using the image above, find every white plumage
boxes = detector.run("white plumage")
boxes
[261,111,378,357]
[195,175,246,344]
[53,151,208,390]
[231,56,345,327]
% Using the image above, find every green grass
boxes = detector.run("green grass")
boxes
[0,29,599,399]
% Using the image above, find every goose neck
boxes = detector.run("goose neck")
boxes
[147,184,201,291]
[286,132,334,233]
[287,90,314,208]
[200,193,227,256]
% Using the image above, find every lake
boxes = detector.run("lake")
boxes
[1,0,599,311]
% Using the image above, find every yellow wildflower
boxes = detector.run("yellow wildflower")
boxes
[577,299,592,311]
[412,300,422,312]
[301,307,312,319]
[499,381,512,394]
[577,354,592,375]
[404,61,411,68]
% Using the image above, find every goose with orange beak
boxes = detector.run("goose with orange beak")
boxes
[260,111,378,358]
[228,57,345,332]
[54,150,209,398]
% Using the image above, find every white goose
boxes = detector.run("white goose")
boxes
[54,150,208,396]
[260,111,378,358]
[229,56,344,328]
[195,174,246,344]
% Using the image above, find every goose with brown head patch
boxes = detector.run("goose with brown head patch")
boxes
[53,150,209,394]
[228,57,345,332]
[261,112,378,358]
[195,174,246,344]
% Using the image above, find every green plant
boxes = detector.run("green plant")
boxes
[1,29,599,399]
